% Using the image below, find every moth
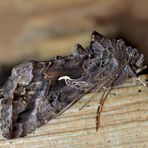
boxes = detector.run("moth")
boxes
[0,31,147,139]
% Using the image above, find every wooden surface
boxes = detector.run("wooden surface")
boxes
[0,75,148,148]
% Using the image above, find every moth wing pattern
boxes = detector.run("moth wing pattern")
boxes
[1,31,145,139]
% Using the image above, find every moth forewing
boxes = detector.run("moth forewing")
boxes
[0,31,146,139]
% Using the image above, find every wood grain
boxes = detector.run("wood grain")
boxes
[0,75,148,148]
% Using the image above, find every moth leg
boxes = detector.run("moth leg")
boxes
[96,88,111,131]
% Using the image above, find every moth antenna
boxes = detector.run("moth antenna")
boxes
[79,58,128,126]
[96,104,102,131]
[96,89,111,131]
[79,91,99,111]
[91,31,103,42]
[79,55,136,118]
[79,84,108,111]
[79,79,112,111]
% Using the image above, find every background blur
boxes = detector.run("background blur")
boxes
[0,0,148,85]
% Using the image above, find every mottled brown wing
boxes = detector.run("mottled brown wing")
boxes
[1,31,145,139]
[1,54,87,139]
